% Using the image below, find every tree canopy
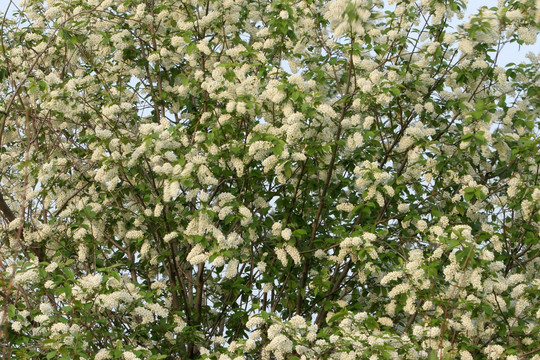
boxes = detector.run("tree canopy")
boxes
[0,0,539,359]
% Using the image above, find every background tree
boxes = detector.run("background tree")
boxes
[0,0,539,359]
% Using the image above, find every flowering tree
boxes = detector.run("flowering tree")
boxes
[0,0,539,358]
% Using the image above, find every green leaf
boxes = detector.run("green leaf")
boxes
[475,190,485,200]
[293,229,307,236]
[474,133,487,144]
[448,238,460,250]
[390,87,400,96]
[471,110,483,119]
[64,268,75,281]
[365,317,379,330]
[284,166,292,178]
[271,140,285,156]
[38,80,47,91]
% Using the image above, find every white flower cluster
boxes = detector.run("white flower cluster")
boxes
[187,243,209,265]
[97,289,136,310]
[275,247,288,267]
[458,38,474,55]
[225,258,239,278]
[78,273,103,291]
[285,245,301,265]
[13,268,39,285]
[125,230,144,240]
[50,322,70,335]
[380,271,403,286]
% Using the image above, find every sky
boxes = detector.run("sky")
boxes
[0,0,538,66]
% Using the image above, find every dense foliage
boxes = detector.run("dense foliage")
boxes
[0,0,539,359]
